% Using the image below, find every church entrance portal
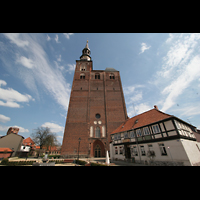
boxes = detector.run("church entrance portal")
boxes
[94,145,101,157]
[92,140,105,157]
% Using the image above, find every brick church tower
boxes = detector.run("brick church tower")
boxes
[61,41,128,158]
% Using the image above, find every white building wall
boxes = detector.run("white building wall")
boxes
[181,139,200,166]
[112,139,192,165]
[20,145,30,152]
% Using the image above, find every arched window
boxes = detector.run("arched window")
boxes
[95,73,100,79]
[109,73,115,79]
[95,127,100,138]
[80,73,85,79]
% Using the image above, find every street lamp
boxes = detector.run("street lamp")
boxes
[77,137,81,162]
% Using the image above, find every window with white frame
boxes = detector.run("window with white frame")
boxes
[117,133,121,140]
[159,143,167,156]
[115,147,118,154]
[143,127,150,135]
[140,145,146,156]
[133,146,138,156]
[114,134,117,140]
[152,124,160,134]
[119,146,123,154]
[130,131,135,138]
[148,144,153,151]
[136,129,142,137]
[124,132,128,138]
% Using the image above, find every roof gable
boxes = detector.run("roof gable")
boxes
[111,108,172,134]
[0,132,24,139]
[23,137,35,145]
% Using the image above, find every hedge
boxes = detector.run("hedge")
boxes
[0,158,34,166]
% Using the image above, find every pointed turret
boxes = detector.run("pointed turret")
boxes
[80,40,91,61]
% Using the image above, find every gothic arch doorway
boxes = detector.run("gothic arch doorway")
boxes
[92,139,105,157]
[94,145,101,157]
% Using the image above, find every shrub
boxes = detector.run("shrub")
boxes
[75,160,86,165]
[0,159,34,166]
[90,162,107,166]
[1,158,9,165]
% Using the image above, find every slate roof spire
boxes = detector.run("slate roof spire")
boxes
[80,40,91,61]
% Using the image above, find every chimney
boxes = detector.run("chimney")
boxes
[154,105,159,110]
[7,127,19,135]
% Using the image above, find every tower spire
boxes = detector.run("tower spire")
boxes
[85,40,89,48]
[80,40,91,61]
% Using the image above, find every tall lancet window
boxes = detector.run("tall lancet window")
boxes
[95,127,100,138]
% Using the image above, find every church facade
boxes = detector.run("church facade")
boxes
[61,41,128,158]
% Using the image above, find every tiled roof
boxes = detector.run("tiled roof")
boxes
[0,147,13,152]
[111,108,172,135]
[23,137,35,145]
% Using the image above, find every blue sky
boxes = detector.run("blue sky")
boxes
[0,33,200,144]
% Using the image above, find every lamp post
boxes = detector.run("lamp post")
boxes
[77,137,81,161]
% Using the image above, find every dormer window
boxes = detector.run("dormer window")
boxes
[95,73,100,79]
[80,73,85,79]
[109,73,115,79]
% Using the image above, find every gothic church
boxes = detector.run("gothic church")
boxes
[61,41,128,157]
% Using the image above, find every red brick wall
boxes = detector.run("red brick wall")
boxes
[61,60,127,157]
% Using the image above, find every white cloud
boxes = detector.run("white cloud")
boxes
[0,80,7,87]
[123,84,144,95]
[0,125,9,132]
[13,125,29,133]
[56,135,63,144]
[0,100,20,108]
[161,55,200,112]
[55,34,60,43]
[165,33,174,43]
[135,103,151,114]
[0,79,34,108]
[16,56,34,69]
[3,33,29,48]
[46,34,51,41]
[130,91,143,103]
[139,42,151,54]
[179,104,200,117]
[1,33,71,111]
[0,114,10,123]
[161,33,200,79]
[67,64,75,74]
[57,55,62,62]
[63,33,74,39]
[150,33,200,113]
[41,122,64,133]
[127,103,151,117]
[0,124,29,133]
